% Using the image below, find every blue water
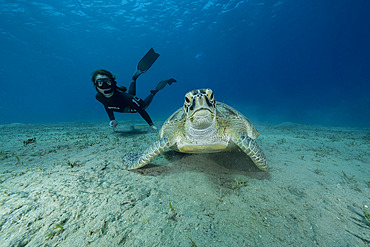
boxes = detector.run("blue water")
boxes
[1,0,369,126]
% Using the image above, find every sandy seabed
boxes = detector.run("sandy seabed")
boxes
[0,120,369,247]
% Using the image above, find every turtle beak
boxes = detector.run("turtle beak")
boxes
[190,108,212,118]
[189,101,216,129]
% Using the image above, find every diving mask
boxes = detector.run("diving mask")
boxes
[95,78,114,98]
[95,78,113,88]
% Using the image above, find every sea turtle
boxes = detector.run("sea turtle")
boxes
[123,88,268,171]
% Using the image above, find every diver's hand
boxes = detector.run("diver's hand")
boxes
[150,125,158,133]
[109,120,118,131]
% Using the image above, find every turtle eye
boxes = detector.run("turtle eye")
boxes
[209,92,214,101]
[206,89,215,104]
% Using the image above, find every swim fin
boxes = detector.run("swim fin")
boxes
[154,78,177,91]
[137,48,160,72]
[151,78,177,95]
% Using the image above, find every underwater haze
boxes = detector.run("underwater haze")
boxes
[0,0,369,126]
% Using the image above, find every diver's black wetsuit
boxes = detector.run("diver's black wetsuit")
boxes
[95,79,155,126]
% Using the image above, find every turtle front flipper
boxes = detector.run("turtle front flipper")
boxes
[124,137,172,170]
[234,135,268,171]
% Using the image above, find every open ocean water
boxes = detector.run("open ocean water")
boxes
[0,1,369,246]
[0,0,369,126]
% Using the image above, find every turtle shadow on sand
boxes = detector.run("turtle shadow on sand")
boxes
[132,150,270,181]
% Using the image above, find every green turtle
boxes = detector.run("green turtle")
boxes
[123,88,268,171]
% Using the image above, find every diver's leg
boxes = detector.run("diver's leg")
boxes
[141,78,177,109]
[128,78,137,95]
[143,92,155,109]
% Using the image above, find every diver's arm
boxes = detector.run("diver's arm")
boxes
[104,106,115,121]
[96,93,115,121]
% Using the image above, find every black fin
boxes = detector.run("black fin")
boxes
[137,48,160,72]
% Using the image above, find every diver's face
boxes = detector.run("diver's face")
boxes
[95,74,114,98]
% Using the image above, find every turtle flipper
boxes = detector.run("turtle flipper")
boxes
[234,135,268,171]
[124,137,172,170]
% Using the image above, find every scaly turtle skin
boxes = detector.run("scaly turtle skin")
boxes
[124,88,268,171]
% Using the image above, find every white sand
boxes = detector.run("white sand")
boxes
[0,121,369,246]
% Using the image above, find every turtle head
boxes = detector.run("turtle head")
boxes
[183,88,216,129]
